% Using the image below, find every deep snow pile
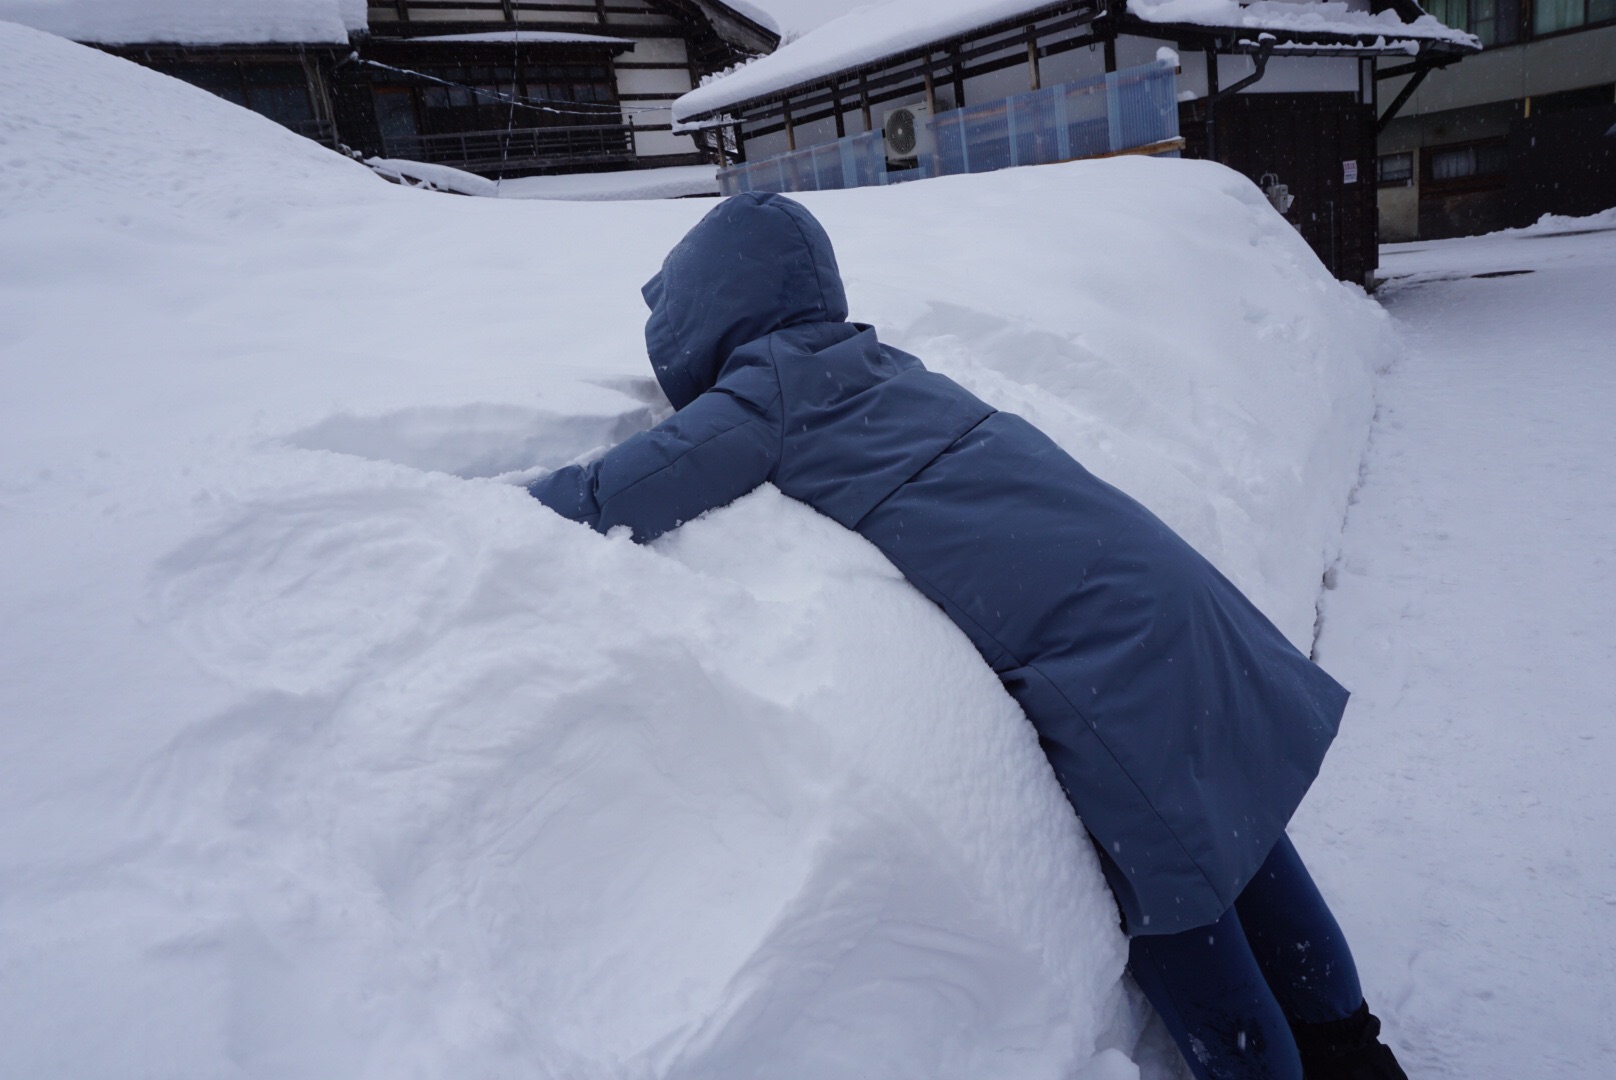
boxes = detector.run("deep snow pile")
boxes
[0,21,1394,1080]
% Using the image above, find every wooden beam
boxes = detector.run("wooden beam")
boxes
[1027,29,1042,90]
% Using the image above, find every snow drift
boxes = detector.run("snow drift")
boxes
[0,21,1396,1080]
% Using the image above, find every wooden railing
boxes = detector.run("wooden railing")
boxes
[382,123,636,173]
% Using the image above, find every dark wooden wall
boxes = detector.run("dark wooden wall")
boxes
[1184,93,1380,286]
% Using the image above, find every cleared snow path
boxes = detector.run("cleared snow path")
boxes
[1300,217,1616,1079]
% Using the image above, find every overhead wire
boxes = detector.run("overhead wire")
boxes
[337,53,679,120]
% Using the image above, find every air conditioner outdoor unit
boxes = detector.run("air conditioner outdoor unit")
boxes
[882,102,934,168]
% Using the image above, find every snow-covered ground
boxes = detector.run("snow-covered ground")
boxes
[1300,217,1616,1078]
[0,20,1418,1080]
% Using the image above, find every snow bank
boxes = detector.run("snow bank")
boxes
[366,159,720,202]
[0,21,1393,1080]
[0,0,365,43]
[496,164,721,201]
[367,157,504,197]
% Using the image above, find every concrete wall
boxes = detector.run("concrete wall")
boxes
[1380,22,1616,116]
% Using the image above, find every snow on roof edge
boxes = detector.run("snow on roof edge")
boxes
[710,0,782,36]
[0,0,364,45]
[1127,0,1479,50]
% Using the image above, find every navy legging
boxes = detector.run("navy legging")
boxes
[1125,834,1364,1080]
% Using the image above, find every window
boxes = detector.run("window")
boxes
[1429,142,1507,181]
[1423,139,1510,191]
[1377,151,1414,185]
[1424,0,1521,44]
[1534,0,1616,33]
[155,61,316,134]
[242,64,318,131]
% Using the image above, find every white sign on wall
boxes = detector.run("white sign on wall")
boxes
[1343,159,1359,184]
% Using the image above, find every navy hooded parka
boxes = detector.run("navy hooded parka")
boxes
[529,193,1348,936]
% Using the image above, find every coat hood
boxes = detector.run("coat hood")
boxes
[642,192,849,410]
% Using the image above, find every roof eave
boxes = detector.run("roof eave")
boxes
[675,0,1101,123]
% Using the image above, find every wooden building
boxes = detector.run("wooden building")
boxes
[346,0,778,174]
[672,0,1480,285]
[25,0,777,178]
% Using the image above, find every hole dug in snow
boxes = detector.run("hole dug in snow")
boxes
[286,386,670,481]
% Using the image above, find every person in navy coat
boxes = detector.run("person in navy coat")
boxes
[529,193,1407,1080]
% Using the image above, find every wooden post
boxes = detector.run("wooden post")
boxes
[859,72,873,132]
[923,54,937,114]
[1027,32,1042,91]
[951,45,966,108]
[1104,34,1117,73]
[833,80,846,138]
[783,100,796,151]
[1204,45,1219,162]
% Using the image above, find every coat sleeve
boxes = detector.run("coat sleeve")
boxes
[527,384,780,543]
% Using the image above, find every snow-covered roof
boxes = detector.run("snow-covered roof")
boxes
[674,0,1473,120]
[677,0,1080,120]
[393,31,635,46]
[1127,0,1478,48]
[0,0,366,45]
[723,0,870,40]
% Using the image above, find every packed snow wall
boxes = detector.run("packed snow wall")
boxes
[0,20,1396,1080]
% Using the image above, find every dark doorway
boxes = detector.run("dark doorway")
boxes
[1185,93,1379,285]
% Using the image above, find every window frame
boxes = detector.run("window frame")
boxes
[1377,150,1415,186]
[1420,137,1511,194]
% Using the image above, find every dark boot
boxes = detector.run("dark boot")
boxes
[1291,1001,1409,1080]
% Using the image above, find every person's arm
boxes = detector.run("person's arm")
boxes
[528,382,780,544]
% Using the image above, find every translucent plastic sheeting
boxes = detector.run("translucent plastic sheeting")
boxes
[718,59,1178,196]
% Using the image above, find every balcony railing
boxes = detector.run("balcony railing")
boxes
[719,60,1181,196]
[382,123,636,174]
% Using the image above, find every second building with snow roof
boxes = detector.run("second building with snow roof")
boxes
[671,0,1479,286]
